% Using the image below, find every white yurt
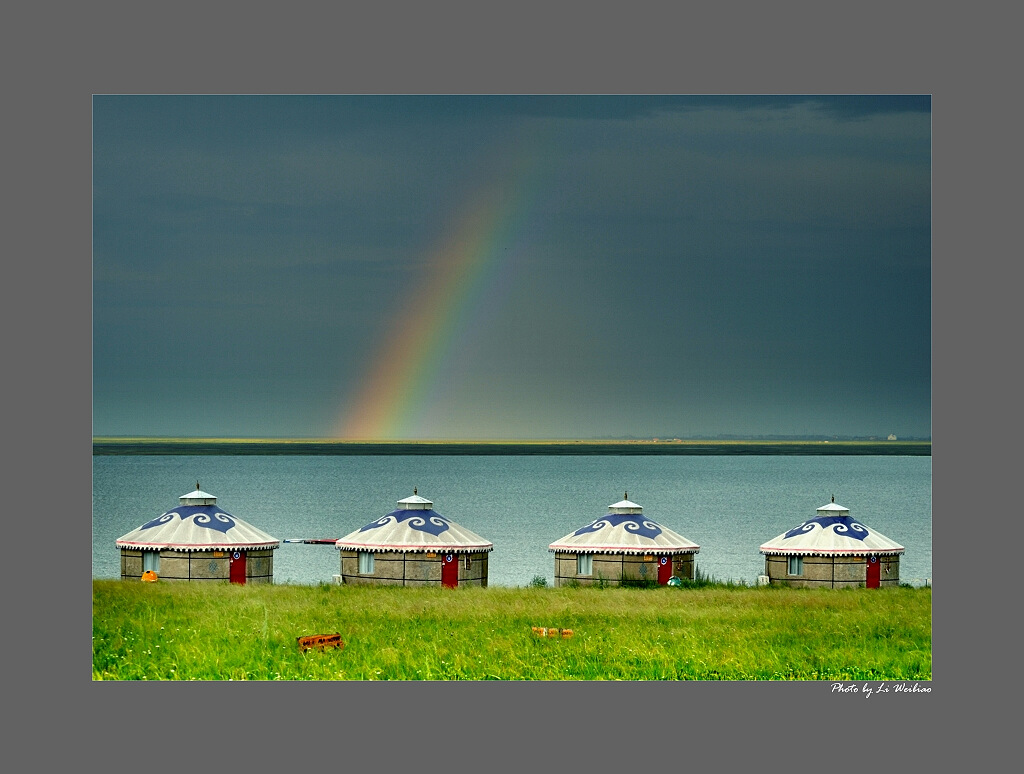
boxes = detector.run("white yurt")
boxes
[116,483,279,584]
[759,496,904,588]
[335,490,493,587]
[549,494,700,587]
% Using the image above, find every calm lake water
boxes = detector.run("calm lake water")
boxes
[92,454,932,587]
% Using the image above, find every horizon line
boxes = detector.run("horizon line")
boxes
[92,436,933,444]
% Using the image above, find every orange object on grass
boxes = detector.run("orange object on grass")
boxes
[532,626,574,638]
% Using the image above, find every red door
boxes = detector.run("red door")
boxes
[230,551,247,585]
[866,555,880,589]
[657,556,672,585]
[441,553,459,588]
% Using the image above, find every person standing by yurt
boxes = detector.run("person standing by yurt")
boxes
[116,482,279,584]
[335,489,493,587]
[549,493,700,587]
[759,496,904,588]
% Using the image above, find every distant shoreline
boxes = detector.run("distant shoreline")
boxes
[92,438,931,456]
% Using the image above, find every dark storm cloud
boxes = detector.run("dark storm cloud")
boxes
[93,95,930,439]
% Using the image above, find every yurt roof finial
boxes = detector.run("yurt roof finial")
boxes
[414,487,417,495]
[397,489,432,510]
[625,491,628,499]
[831,494,835,503]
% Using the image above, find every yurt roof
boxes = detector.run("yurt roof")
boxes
[759,498,905,556]
[548,494,700,555]
[335,491,493,553]
[115,485,280,552]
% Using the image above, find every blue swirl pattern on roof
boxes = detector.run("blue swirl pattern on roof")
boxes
[784,514,869,541]
[139,506,237,535]
[359,509,451,537]
[573,514,662,540]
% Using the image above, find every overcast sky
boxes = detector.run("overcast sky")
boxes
[93,95,931,440]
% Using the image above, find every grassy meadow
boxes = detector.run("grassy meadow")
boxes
[92,580,931,681]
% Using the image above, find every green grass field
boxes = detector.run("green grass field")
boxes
[92,581,931,681]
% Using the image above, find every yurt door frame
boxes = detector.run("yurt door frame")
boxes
[866,555,880,589]
[657,555,673,585]
[442,553,459,588]
[230,551,247,585]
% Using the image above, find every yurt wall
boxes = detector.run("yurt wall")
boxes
[338,549,489,586]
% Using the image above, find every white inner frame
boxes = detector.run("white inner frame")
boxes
[577,554,593,576]
[358,552,375,574]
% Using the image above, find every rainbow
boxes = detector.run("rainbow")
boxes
[334,143,545,439]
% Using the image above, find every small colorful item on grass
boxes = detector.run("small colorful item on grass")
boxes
[141,570,158,582]
[296,632,344,652]
[532,626,574,638]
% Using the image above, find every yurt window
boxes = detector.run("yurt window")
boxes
[142,551,160,573]
[358,552,375,574]
[577,554,593,576]
[788,556,803,576]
